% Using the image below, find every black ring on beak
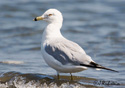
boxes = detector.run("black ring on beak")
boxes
[34,18,37,21]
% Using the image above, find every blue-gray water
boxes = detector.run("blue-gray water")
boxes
[0,0,125,88]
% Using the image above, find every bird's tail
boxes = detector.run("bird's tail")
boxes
[80,62,118,72]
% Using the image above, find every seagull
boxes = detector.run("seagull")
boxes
[33,9,118,80]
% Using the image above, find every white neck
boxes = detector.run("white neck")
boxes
[42,22,63,41]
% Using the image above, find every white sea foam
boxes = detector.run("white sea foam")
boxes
[0,80,84,88]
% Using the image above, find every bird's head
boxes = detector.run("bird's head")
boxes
[33,9,63,23]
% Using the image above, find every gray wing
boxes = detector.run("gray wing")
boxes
[45,39,118,72]
[45,39,93,65]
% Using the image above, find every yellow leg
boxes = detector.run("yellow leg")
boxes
[57,72,60,80]
[70,73,73,80]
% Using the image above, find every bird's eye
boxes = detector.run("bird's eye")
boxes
[48,14,53,16]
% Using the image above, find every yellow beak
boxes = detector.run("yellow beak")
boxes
[33,16,44,21]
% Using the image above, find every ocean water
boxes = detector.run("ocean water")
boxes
[0,0,125,88]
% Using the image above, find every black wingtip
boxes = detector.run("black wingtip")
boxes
[80,62,119,73]
[90,62,119,73]
[100,66,119,73]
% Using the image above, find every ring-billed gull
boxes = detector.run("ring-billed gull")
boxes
[33,9,118,79]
